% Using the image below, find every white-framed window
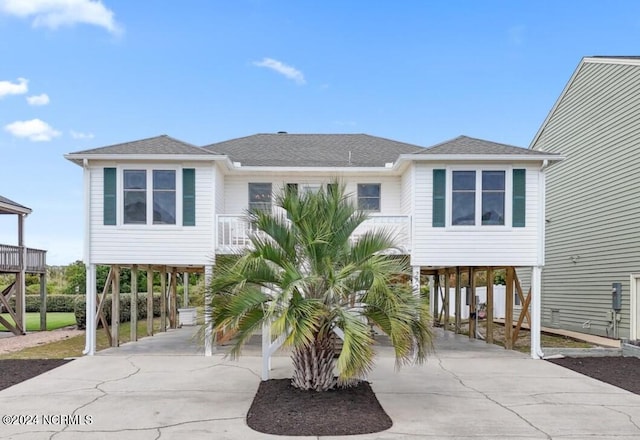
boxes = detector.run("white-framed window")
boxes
[449,169,508,227]
[357,183,381,212]
[249,183,272,212]
[121,167,180,226]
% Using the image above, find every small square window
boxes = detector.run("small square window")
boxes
[357,184,381,211]
[249,183,272,212]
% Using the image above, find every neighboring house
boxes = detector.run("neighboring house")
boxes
[65,133,561,356]
[530,56,640,341]
[0,195,47,335]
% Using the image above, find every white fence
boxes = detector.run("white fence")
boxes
[443,285,507,319]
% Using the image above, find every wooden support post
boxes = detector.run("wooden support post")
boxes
[183,272,189,308]
[170,269,177,329]
[39,272,47,331]
[0,282,21,335]
[513,288,532,344]
[455,267,461,333]
[96,268,113,346]
[469,268,476,339]
[111,266,120,347]
[433,273,440,326]
[514,271,531,327]
[160,267,167,332]
[131,265,138,342]
[486,267,494,344]
[443,269,450,329]
[505,266,515,349]
[146,269,154,336]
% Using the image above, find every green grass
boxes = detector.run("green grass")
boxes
[0,312,76,332]
[0,318,165,360]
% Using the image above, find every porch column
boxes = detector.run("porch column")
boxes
[83,264,97,355]
[183,272,189,307]
[531,266,543,359]
[411,266,421,296]
[204,265,214,356]
[16,214,26,333]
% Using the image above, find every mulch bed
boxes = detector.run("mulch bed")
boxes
[547,356,640,394]
[0,359,71,391]
[246,378,392,436]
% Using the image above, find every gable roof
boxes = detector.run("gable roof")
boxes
[202,133,425,167]
[68,135,210,155]
[0,195,32,215]
[417,135,554,156]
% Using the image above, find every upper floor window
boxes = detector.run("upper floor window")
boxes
[357,183,381,212]
[153,170,176,224]
[123,169,176,225]
[104,167,194,227]
[433,168,524,228]
[249,183,272,212]
[481,171,505,225]
[451,170,505,226]
[452,171,475,225]
[124,170,147,224]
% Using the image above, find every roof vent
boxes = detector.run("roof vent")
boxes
[277,131,287,134]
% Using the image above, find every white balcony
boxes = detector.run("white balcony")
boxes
[215,214,411,255]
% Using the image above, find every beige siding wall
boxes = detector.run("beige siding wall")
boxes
[89,161,215,265]
[532,61,640,338]
[411,162,541,267]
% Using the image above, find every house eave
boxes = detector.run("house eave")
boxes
[64,154,228,166]
[0,201,31,215]
[396,153,565,164]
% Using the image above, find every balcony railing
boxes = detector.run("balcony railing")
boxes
[216,214,411,254]
[0,244,47,273]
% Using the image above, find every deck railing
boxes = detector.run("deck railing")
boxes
[0,244,47,273]
[216,214,411,254]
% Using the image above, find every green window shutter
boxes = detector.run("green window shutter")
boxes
[432,169,446,227]
[183,168,196,226]
[103,168,117,225]
[512,169,526,227]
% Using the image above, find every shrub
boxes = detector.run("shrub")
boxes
[74,293,165,329]
[6,294,81,313]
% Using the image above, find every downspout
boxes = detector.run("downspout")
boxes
[531,160,549,359]
[82,159,95,355]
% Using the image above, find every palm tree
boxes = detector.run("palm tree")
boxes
[210,182,433,391]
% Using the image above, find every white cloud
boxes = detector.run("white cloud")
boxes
[70,129,94,139]
[26,93,50,106]
[0,0,123,35]
[0,77,28,98]
[4,118,61,142]
[253,58,306,85]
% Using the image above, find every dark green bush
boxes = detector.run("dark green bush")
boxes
[74,293,166,329]
[7,295,81,313]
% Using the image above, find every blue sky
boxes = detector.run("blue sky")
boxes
[1,1,639,265]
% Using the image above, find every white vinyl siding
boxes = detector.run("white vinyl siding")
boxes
[223,174,403,215]
[411,162,540,267]
[532,61,640,338]
[89,162,214,265]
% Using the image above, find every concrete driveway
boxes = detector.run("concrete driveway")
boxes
[1,328,639,439]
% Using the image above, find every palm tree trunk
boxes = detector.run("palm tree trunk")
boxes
[291,334,336,391]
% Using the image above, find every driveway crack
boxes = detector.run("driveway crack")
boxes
[436,355,552,440]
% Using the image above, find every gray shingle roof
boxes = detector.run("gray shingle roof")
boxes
[202,133,425,167]
[418,135,553,156]
[0,195,31,214]
[69,135,212,155]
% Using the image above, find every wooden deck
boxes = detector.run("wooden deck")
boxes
[0,244,47,274]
